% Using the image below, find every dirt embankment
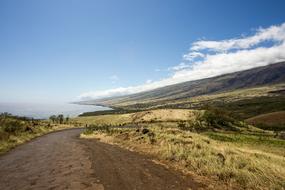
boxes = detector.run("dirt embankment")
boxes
[246,111,285,125]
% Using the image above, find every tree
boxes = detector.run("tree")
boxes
[65,116,69,123]
[57,114,64,124]
[49,115,57,123]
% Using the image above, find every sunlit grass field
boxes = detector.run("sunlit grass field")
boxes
[79,109,285,189]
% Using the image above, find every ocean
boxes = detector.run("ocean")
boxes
[0,102,111,119]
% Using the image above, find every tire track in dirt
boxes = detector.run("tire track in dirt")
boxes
[0,128,203,190]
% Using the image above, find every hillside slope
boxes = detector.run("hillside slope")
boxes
[246,111,285,125]
[75,109,199,125]
[245,111,285,131]
[87,62,285,109]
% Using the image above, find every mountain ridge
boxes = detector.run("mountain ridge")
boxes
[84,62,285,108]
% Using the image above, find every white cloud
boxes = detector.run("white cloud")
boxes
[183,52,205,61]
[191,23,285,52]
[168,62,190,71]
[79,22,285,100]
[173,43,285,80]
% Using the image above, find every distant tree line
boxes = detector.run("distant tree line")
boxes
[49,114,69,124]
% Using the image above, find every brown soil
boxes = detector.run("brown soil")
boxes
[246,111,285,125]
[0,128,203,190]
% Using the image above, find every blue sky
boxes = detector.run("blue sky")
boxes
[1,0,285,103]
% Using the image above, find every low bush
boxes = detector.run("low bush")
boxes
[83,124,112,134]
[0,113,62,153]
[202,108,240,130]
[2,120,27,134]
[176,108,243,132]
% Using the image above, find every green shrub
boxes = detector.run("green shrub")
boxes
[84,124,112,134]
[0,131,9,141]
[177,122,187,130]
[201,108,243,131]
[1,121,26,134]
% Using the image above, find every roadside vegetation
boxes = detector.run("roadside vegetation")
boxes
[79,108,285,189]
[0,113,75,154]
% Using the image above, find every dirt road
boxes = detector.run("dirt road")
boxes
[0,128,202,190]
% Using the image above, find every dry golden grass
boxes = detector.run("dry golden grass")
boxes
[74,109,200,125]
[82,125,285,190]
[78,109,285,189]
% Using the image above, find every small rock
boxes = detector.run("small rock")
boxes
[196,144,202,149]
[203,139,210,144]
[217,153,226,165]
[142,128,149,134]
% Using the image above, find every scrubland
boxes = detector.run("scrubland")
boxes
[79,109,285,189]
[0,113,75,153]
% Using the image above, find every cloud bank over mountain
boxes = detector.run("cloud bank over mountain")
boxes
[79,23,285,100]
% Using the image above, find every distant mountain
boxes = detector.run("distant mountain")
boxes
[88,62,285,108]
